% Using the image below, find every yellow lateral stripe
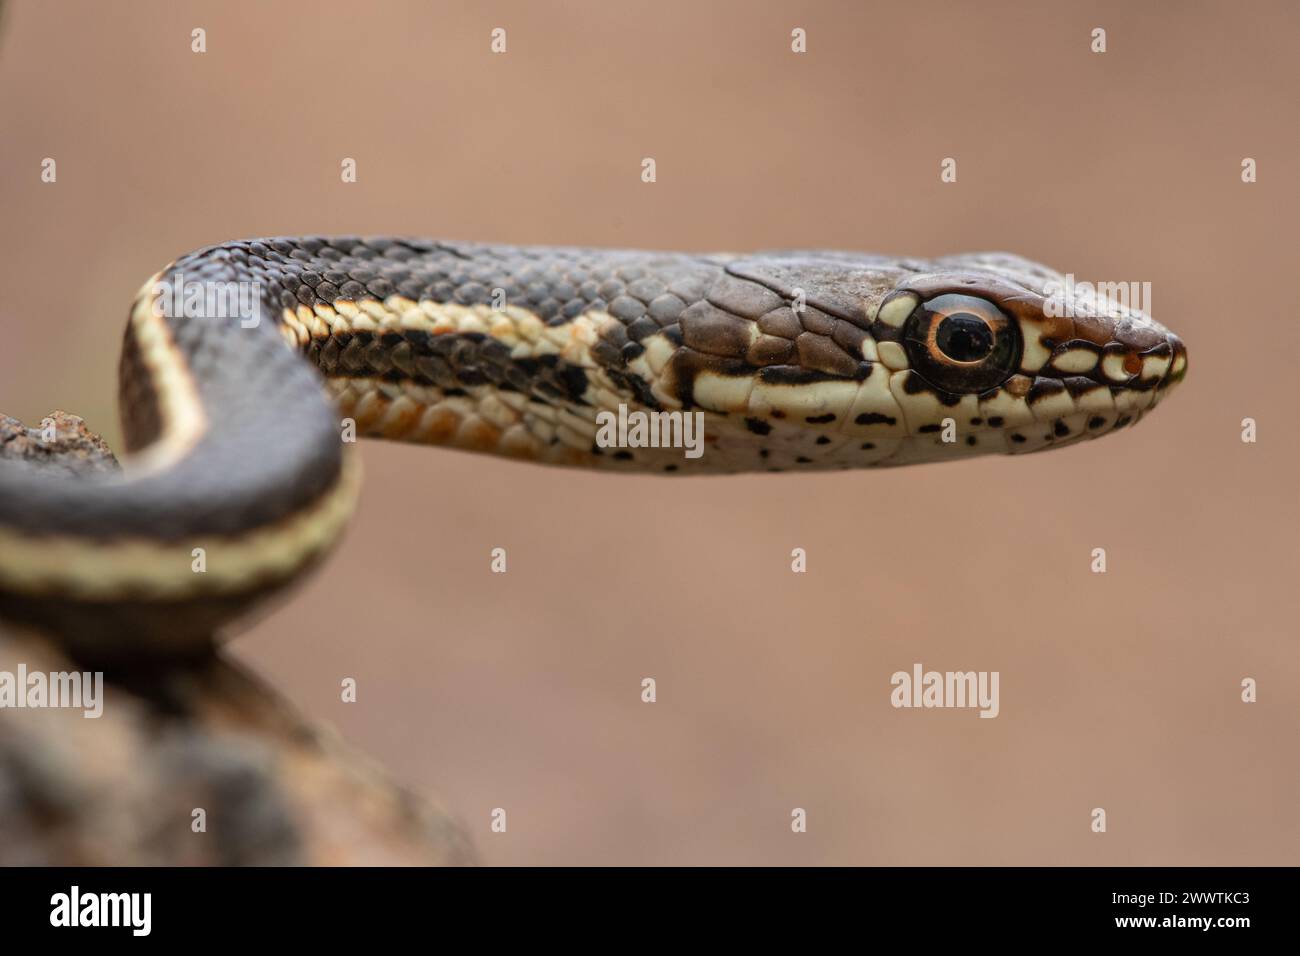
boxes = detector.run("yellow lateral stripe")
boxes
[0,452,361,598]
[121,273,210,475]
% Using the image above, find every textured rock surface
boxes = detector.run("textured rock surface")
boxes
[0,626,474,865]
[0,411,119,477]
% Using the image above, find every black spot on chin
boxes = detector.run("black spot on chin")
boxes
[805,413,836,424]
[815,435,831,445]
[1088,416,1106,430]
[745,417,772,436]
[855,412,897,426]
[1011,433,1027,443]
[1053,420,1070,437]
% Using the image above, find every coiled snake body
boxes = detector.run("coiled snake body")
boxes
[0,238,1187,654]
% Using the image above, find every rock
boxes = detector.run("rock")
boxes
[0,625,475,866]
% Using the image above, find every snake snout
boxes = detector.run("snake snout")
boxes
[1161,331,1189,392]
[1140,328,1188,402]
[1098,308,1187,400]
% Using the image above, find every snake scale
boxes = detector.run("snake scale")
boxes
[0,238,1187,655]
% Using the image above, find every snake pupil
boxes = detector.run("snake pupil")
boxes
[935,313,994,362]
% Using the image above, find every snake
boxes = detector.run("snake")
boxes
[0,238,1187,655]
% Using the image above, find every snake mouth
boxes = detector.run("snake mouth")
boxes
[1123,330,1187,399]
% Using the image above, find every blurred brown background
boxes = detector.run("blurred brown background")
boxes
[2,0,1297,865]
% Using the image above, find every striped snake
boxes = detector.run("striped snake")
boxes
[0,238,1187,655]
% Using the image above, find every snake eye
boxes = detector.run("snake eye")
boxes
[935,312,994,362]
[900,293,1021,393]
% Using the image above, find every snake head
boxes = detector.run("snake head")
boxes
[863,253,1187,463]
